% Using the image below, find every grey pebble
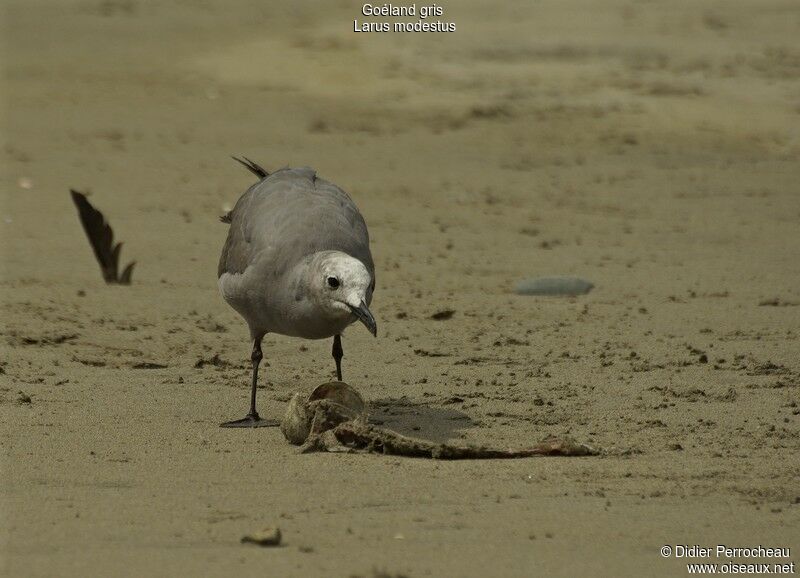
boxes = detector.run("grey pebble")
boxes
[514,277,594,296]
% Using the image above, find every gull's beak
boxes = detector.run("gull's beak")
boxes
[347,301,377,337]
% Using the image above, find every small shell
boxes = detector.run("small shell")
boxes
[280,392,311,445]
[308,381,365,413]
[280,381,366,445]
[241,527,282,547]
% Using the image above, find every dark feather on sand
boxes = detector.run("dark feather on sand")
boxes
[69,189,136,285]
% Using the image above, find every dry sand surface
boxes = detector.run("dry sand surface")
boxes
[2,0,800,576]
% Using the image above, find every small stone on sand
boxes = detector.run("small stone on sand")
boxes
[241,527,282,547]
[514,277,594,296]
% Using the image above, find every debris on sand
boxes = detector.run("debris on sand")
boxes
[10,332,79,346]
[429,309,455,320]
[131,361,168,369]
[758,297,798,307]
[69,189,136,285]
[194,354,230,369]
[281,382,598,459]
[241,527,282,547]
[412,348,450,357]
[514,277,594,296]
[16,392,32,405]
[281,381,365,445]
[317,423,598,459]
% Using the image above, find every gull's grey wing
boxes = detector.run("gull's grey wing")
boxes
[218,167,373,280]
[217,190,256,277]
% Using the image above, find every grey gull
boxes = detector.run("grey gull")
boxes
[217,157,377,428]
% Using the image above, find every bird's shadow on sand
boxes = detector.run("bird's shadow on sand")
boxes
[367,397,475,444]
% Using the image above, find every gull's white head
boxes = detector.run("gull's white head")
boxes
[309,251,376,336]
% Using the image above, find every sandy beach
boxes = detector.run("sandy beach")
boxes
[2,1,799,576]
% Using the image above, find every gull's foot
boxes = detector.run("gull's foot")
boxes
[220,413,279,428]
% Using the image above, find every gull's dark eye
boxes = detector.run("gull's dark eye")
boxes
[326,276,340,289]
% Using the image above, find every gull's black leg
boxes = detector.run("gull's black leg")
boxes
[220,335,278,428]
[247,338,263,417]
[332,334,344,381]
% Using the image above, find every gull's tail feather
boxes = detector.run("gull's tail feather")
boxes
[69,189,135,285]
[232,155,269,180]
